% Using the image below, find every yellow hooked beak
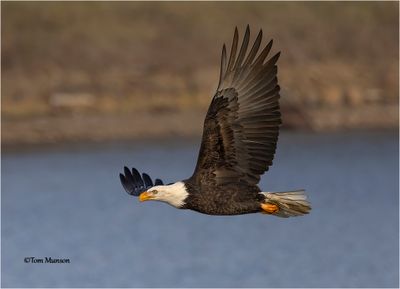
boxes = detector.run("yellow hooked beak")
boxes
[139,191,154,202]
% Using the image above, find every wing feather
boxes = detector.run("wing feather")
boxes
[120,167,163,196]
[226,27,239,75]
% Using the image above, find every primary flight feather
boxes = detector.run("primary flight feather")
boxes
[119,26,311,217]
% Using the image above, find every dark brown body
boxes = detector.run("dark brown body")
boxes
[183,179,264,215]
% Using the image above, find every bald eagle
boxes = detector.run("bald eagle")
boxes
[119,26,311,217]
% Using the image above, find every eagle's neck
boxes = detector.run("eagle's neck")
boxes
[161,181,189,208]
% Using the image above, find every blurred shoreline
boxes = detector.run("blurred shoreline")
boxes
[2,2,398,149]
[2,106,398,150]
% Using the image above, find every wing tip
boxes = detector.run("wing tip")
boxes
[119,166,164,196]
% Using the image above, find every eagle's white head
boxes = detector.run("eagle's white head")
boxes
[139,181,189,208]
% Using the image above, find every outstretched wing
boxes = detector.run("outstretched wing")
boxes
[191,26,281,187]
[120,166,163,196]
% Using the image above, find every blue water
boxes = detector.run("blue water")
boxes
[2,131,399,287]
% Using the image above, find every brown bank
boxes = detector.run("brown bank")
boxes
[2,2,398,148]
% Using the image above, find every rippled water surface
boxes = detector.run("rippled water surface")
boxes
[2,132,399,287]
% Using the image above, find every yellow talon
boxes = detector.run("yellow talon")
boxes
[261,203,279,214]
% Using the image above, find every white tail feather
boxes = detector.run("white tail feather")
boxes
[261,190,311,218]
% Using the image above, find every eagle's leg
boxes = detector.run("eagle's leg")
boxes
[260,203,279,214]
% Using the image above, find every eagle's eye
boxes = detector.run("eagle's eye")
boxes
[152,190,158,194]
